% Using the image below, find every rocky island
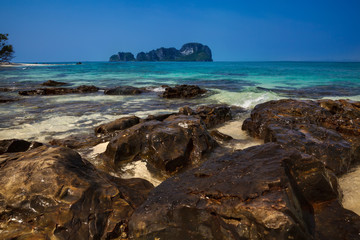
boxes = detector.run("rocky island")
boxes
[109,43,213,62]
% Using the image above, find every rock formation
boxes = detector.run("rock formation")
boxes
[110,43,212,62]
[109,52,135,62]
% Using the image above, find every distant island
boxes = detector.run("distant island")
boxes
[109,43,213,62]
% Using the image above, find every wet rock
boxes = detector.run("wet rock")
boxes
[129,143,340,239]
[49,133,108,149]
[242,99,360,174]
[18,85,99,96]
[0,145,153,239]
[194,104,232,128]
[95,116,140,134]
[104,115,218,174]
[210,130,233,142]
[0,97,19,103]
[104,86,146,95]
[161,85,207,98]
[143,113,175,122]
[0,139,42,154]
[0,87,11,92]
[41,80,68,86]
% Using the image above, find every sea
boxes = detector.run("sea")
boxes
[1,61,360,212]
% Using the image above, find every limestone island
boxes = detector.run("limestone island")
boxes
[109,42,213,62]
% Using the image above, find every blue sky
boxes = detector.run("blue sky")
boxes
[1,0,360,62]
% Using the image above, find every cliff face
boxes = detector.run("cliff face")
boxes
[109,52,135,62]
[110,43,212,62]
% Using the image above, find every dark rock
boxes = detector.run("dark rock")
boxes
[104,115,218,174]
[95,116,140,134]
[129,143,341,239]
[0,87,11,92]
[110,52,135,62]
[144,113,175,122]
[18,85,99,96]
[210,130,233,141]
[104,86,145,95]
[194,104,232,128]
[242,99,360,174]
[0,146,153,239]
[0,139,43,154]
[161,84,207,98]
[49,133,107,149]
[76,62,82,65]
[41,80,68,86]
[0,97,19,103]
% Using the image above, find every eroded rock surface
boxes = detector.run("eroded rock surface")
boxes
[104,115,218,174]
[95,116,140,134]
[242,99,360,174]
[129,143,346,240]
[41,80,68,86]
[161,85,207,98]
[0,139,42,154]
[0,145,153,239]
[104,86,146,95]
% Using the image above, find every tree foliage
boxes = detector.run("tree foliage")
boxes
[0,33,15,63]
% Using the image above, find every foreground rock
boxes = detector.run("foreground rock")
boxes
[18,85,99,96]
[41,80,68,86]
[95,116,140,134]
[0,139,42,154]
[161,84,207,98]
[242,99,360,175]
[104,115,218,174]
[129,143,359,239]
[0,145,153,239]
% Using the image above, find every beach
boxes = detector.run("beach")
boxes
[1,61,360,239]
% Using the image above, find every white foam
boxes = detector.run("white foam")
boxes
[339,165,360,215]
[208,90,284,109]
[121,160,163,186]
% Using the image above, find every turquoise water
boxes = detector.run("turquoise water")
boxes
[0,61,359,141]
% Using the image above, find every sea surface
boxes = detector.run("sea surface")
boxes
[1,61,359,142]
[1,61,360,212]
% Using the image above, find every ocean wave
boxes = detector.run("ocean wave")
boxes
[207,89,284,109]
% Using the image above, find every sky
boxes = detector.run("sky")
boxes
[1,0,360,62]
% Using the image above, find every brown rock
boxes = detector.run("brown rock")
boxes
[41,80,68,86]
[95,116,140,134]
[104,115,218,173]
[0,146,153,239]
[18,85,99,96]
[161,84,207,98]
[0,139,42,154]
[242,99,360,174]
[104,86,146,95]
[129,143,341,239]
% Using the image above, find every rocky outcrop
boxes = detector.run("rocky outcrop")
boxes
[95,116,140,134]
[109,52,135,62]
[41,80,68,86]
[129,143,359,239]
[242,99,360,175]
[18,85,99,96]
[103,115,218,174]
[160,84,207,99]
[110,43,213,62]
[0,139,42,154]
[0,145,153,239]
[104,86,146,95]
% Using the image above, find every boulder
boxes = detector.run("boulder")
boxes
[49,133,108,150]
[129,143,347,239]
[0,145,153,239]
[242,99,360,174]
[104,86,145,95]
[41,80,68,86]
[0,139,42,154]
[95,116,140,134]
[210,130,233,141]
[104,115,218,174]
[161,85,207,98]
[18,85,99,96]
